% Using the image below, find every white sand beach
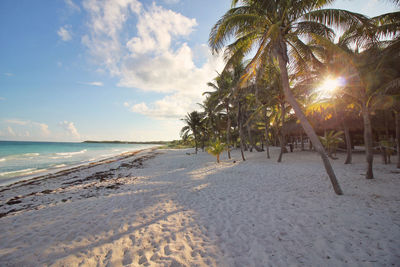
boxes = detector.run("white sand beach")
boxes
[0,147,399,266]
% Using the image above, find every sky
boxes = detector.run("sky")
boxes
[0,0,398,142]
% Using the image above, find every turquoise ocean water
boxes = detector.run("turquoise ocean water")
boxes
[0,141,158,186]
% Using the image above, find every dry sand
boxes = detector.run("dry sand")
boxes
[0,147,399,266]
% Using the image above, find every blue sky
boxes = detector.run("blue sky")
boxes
[0,0,397,142]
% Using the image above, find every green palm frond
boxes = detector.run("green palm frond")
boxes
[294,21,335,39]
[304,9,371,31]
[207,139,226,163]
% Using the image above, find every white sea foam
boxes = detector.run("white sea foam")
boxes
[0,158,5,162]
[49,156,72,159]
[53,164,67,168]
[23,153,40,157]
[56,149,87,156]
[0,168,37,177]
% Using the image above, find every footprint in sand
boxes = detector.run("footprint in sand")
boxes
[164,245,172,255]
[129,234,135,245]
[103,249,113,265]
[122,249,133,266]
[138,255,148,265]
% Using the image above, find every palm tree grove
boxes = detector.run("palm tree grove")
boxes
[180,0,400,195]
[1,1,400,265]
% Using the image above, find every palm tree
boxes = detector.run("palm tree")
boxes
[204,63,246,159]
[325,42,398,178]
[207,139,226,163]
[180,111,204,154]
[209,0,370,195]
[309,5,399,178]
[319,130,344,159]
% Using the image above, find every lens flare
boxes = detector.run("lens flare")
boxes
[317,76,345,95]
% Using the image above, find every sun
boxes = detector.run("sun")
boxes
[317,76,345,96]
[319,77,340,93]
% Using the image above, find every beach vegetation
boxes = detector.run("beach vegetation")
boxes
[319,130,344,159]
[181,111,205,154]
[180,0,399,194]
[207,139,226,163]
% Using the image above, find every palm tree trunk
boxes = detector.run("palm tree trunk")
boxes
[395,111,400,168]
[343,120,352,164]
[362,104,374,179]
[265,113,271,159]
[226,105,231,159]
[247,124,254,152]
[237,101,246,161]
[276,45,343,195]
[194,132,198,154]
[277,102,285,162]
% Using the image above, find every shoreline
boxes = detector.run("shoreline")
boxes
[0,146,163,219]
[0,145,161,189]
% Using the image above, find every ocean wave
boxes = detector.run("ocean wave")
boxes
[23,153,40,157]
[101,154,115,158]
[56,149,87,156]
[53,164,67,168]
[0,168,38,177]
[49,156,72,159]
[2,153,40,160]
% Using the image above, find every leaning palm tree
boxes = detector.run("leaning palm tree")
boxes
[180,111,204,154]
[208,0,372,195]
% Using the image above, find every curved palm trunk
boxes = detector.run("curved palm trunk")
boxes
[343,120,352,164]
[276,45,343,195]
[361,105,374,179]
[226,106,231,159]
[277,102,285,163]
[395,111,400,169]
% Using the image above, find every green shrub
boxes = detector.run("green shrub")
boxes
[207,139,226,163]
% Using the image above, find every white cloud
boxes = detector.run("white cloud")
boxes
[79,81,104,86]
[65,0,81,12]
[7,126,16,136]
[3,73,14,76]
[0,97,5,101]
[130,93,196,119]
[82,1,223,120]
[82,0,142,75]
[5,119,28,125]
[126,3,197,55]
[123,101,130,107]
[5,119,50,136]
[37,123,50,136]
[57,26,72,41]
[59,121,80,139]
